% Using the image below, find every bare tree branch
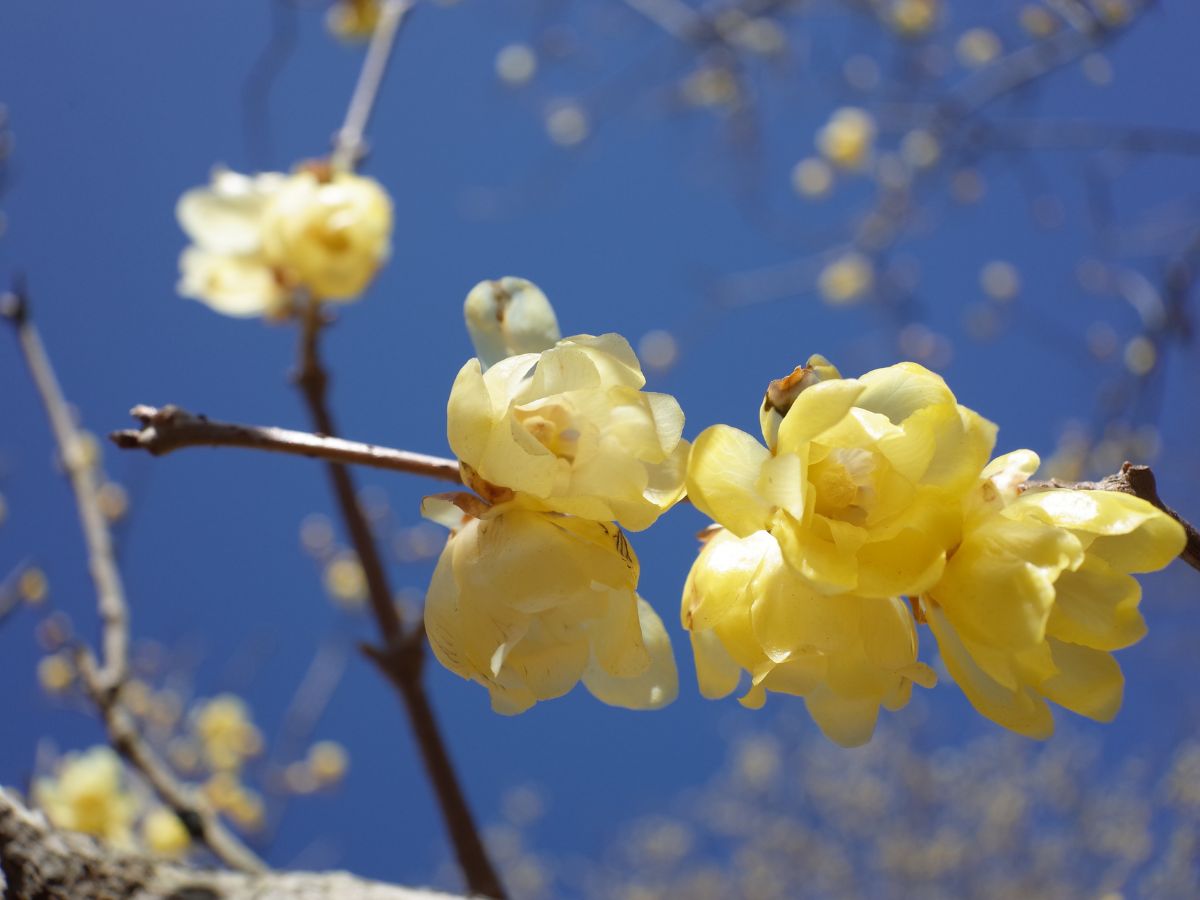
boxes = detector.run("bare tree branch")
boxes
[1,285,267,875]
[0,786,461,900]
[292,301,506,899]
[331,0,416,170]
[111,404,463,485]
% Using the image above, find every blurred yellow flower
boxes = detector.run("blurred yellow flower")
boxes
[34,747,138,846]
[818,252,874,305]
[326,0,380,41]
[177,165,392,316]
[956,28,1002,68]
[141,807,191,858]
[816,107,876,171]
[422,500,678,714]
[191,694,264,772]
[447,333,689,531]
[308,740,350,785]
[889,0,938,37]
[920,451,1184,738]
[38,652,75,694]
[688,356,996,598]
[683,528,936,746]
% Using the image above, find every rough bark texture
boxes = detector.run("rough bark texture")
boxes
[0,787,464,900]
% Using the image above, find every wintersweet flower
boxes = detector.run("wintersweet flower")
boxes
[816,107,876,171]
[447,333,689,531]
[33,746,138,846]
[688,356,996,598]
[463,277,561,371]
[177,165,392,316]
[422,496,678,714]
[326,0,380,41]
[682,528,935,747]
[191,694,264,772]
[141,807,191,858]
[919,451,1185,738]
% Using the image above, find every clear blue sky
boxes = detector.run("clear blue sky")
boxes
[1,0,1198,891]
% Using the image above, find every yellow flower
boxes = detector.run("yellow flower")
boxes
[816,107,876,171]
[326,0,380,41]
[177,165,392,316]
[141,807,191,858]
[688,356,996,598]
[177,167,291,317]
[34,747,138,846]
[682,529,935,747]
[818,252,874,306]
[889,0,938,37]
[920,451,1185,738]
[447,333,689,531]
[259,168,392,301]
[307,740,350,786]
[192,694,264,772]
[422,499,678,714]
[463,277,561,371]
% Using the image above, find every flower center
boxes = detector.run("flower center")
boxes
[810,448,875,519]
[515,404,580,461]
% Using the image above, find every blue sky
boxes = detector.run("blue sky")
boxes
[2,0,1199,892]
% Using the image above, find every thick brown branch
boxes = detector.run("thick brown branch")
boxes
[293,303,505,899]
[1023,461,1200,573]
[2,287,267,875]
[0,786,460,900]
[111,404,463,484]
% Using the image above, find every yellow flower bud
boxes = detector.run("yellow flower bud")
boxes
[818,252,874,306]
[326,0,380,41]
[38,652,75,694]
[307,740,350,785]
[34,747,138,846]
[682,529,935,747]
[141,808,191,858]
[463,277,561,371]
[688,357,997,599]
[323,552,368,609]
[447,333,689,531]
[919,451,1184,738]
[816,108,876,171]
[192,694,263,772]
[889,0,938,37]
[18,566,48,605]
[422,503,678,714]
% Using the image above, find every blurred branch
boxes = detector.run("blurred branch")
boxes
[111,404,463,484]
[1,285,267,876]
[0,561,32,628]
[331,0,415,170]
[0,786,461,900]
[1023,462,1200,573]
[293,302,506,899]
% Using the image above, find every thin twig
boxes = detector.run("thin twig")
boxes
[330,0,415,170]
[1023,461,1200,573]
[293,302,506,899]
[2,285,267,875]
[111,404,462,485]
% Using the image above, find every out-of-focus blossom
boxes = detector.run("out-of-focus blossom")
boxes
[920,451,1184,737]
[191,694,264,772]
[326,0,380,42]
[816,108,876,171]
[888,0,938,37]
[496,43,538,86]
[956,28,1002,68]
[177,166,392,317]
[34,747,138,847]
[818,252,875,305]
[791,157,834,199]
[141,807,191,858]
[683,528,936,746]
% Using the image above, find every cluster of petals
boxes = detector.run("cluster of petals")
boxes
[423,497,677,714]
[683,355,1183,745]
[918,450,1184,738]
[177,164,392,317]
[33,747,138,847]
[426,295,688,713]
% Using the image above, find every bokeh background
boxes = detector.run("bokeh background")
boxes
[2,1,1199,895]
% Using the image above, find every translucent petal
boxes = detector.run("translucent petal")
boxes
[804,687,880,747]
[583,597,679,710]
[1040,639,1124,723]
[682,530,771,632]
[855,362,953,425]
[689,629,742,699]
[177,249,286,317]
[926,605,1054,739]
[1046,555,1146,651]
[686,426,773,537]
[446,359,495,469]
[774,378,866,451]
[756,452,807,519]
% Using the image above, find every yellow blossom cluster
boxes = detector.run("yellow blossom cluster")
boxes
[190,694,264,772]
[33,746,195,857]
[177,164,392,318]
[684,356,1184,745]
[326,0,380,41]
[423,280,685,713]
